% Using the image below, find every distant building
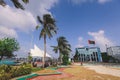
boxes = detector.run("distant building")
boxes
[74,47,102,62]
[107,46,120,61]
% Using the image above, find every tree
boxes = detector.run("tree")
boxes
[0,37,20,60]
[36,14,57,68]
[0,0,29,10]
[51,36,72,65]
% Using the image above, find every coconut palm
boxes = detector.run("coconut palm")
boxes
[36,14,57,68]
[51,36,72,64]
[0,0,29,10]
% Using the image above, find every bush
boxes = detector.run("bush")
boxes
[0,64,12,73]
[62,55,69,65]
[0,64,31,79]
[11,66,31,78]
[0,73,11,80]
[32,67,42,72]
[0,65,12,80]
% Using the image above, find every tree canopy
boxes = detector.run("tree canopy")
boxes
[51,36,72,65]
[0,37,20,60]
[52,36,72,56]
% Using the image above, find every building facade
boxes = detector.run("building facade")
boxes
[107,46,120,61]
[74,47,102,62]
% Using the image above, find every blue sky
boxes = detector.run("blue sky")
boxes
[0,0,120,58]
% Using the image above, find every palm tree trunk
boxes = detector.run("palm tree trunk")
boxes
[59,53,62,65]
[43,36,46,68]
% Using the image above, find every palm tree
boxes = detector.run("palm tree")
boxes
[36,14,57,68]
[51,36,72,64]
[0,0,29,10]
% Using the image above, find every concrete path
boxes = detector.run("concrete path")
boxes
[84,65,120,77]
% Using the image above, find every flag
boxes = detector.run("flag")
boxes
[88,40,95,44]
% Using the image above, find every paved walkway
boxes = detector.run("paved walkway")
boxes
[84,65,120,77]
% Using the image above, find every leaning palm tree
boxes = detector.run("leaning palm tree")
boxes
[51,36,72,64]
[0,0,29,10]
[36,14,57,68]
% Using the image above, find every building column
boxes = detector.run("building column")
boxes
[93,54,94,61]
[89,54,92,62]
[95,52,98,62]
[80,54,82,62]
[82,54,84,62]
[79,54,81,62]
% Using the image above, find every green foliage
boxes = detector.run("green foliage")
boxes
[32,67,42,72]
[62,54,69,65]
[36,14,57,39]
[74,49,80,62]
[0,64,31,79]
[0,0,29,10]
[28,56,33,63]
[101,52,119,63]
[0,73,11,80]
[101,52,109,62]
[22,63,32,68]
[0,65,12,73]
[0,65,12,80]
[51,36,72,63]
[11,66,31,78]
[0,37,20,60]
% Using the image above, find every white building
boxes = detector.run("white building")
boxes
[107,46,120,60]
[75,47,102,62]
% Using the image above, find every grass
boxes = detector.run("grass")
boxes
[31,67,42,72]
[35,69,57,74]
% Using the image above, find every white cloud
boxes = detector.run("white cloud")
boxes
[0,26,17,39]
[24,0,59,17]
[0,0,58,39]
[0,0,59,58]
[98,0,112,4]
[0,5,37,33]
[76,37,84,47]
[88,30,114,51]
[69,0,112,4]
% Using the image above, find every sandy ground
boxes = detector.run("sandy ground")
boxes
[84,64,120,77]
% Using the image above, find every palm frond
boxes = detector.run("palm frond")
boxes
[46,28,53,39]
[22,0,29,4]
[36,25,40,30]
[51,46,58,53]
[11,0,24,10]
[37,16,43,24]
[0,0,6,6]
[39,29,45,40]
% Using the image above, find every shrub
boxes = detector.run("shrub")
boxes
[0,65,12,80]
[62,55,69,65]
[0,64,32,79]
[0,73,11,80]
[0,64,12,73]
[32,67,42,72]
[11,66,31,78]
